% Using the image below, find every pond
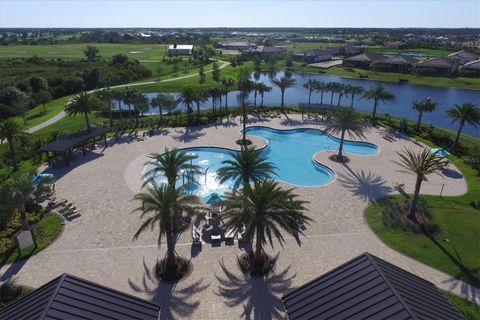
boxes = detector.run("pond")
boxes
[114,71,480,137]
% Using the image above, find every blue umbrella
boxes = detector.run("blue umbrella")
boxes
[431,148,450,156]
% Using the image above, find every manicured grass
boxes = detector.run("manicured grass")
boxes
[443,291,480,320]
[18,96,70,129]
[365,154,480,287]
[2,214,63,265]
[0,43,169,60]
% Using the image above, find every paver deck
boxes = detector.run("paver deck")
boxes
[0,114,476,319]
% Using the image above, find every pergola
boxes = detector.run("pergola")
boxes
[40,127,109,167]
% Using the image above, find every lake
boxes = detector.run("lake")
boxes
[115,71,480,137]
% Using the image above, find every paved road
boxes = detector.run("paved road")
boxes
[25,60,230,134]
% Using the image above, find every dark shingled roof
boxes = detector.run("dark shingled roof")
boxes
[282,253,465,320]
[374,55,418,66]
[0,273,161,320]
[417,57,452,69]
[345,52,386,62]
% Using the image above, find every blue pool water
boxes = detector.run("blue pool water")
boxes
[144,127,378,201]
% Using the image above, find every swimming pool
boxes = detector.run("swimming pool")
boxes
[143,127,379,201]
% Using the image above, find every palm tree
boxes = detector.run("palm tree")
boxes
[328,82,339,105]
[394,148,448,222]
[2,171,50,232]
[194,89,208,124]
[257,83,272,107]
[143,148,201,189]
[222,180,311,274]
[303,79,317,104]
[151,93,176,125]
[208,87,222,116]
[65,92,99,132]
[111,89,125,126]
[315,81,327,105]
[271,76,296,114]
[132,184,200,276]
[412,97,437,131]
[95,88,114,129]
[336,83,346,107]
[0,119,27,171]
[217,146,277,190]
[348,85,364,109]
[221,77,235,114]
[177,87,196,126]
[237,78,254,105]
[232,101,260,146]
[324,108,368,160]
[446,103,480,149]
[361,83,396,121]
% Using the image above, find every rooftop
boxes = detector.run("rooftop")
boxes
[282,253,465,320]
[345,52,386,62]
[168,44,193,50]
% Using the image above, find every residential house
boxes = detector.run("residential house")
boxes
[293,49,333,63]
[460,59,480,76]
[246,45,287,56]
[0,273,161,320]
[415,57,453,75]
[385,41,407,49]
[218,40,257,51]
[448,50,477,65]
[168,44,193,55]
[343,52,386,68]
[372,55,418,72]
[282,253,465,320]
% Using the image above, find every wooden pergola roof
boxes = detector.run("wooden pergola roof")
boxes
[40,127,109,153]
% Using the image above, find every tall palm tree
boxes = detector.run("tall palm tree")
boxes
[222,180,311,275]
[446,103,480,149]
[111,89,125,126]
[208,87,222,116]
[412,97,437,131]
[303,79,317,104]
[237,78,254,105]
[315,81,327,105]
[221,77,235,114]
[336,83,346,107]
[132,184,200,275]
[348,85,364,109]
[361,83,396,121]
[178,87,196,126]
[0,119,27,171]
[217,146,277,190]
[257,83,272,107]
[143,147,201,189]
[95,88,115,129]
[394,148,448,222]
[328,82,339,105]
[151,93,176,125]
[231,101,260,146]
[65,92,99,132]
[271,76,296,114]
[194,89,208,124]
[324,108,368,160]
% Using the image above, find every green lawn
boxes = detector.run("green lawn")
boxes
[2,214,63,265]
[366,155,480,287]
[0,43,169,60]
[17,96,70,129]
[443,291,480,320]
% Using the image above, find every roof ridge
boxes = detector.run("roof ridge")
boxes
[39,273,67,320]
[364,253,419,320]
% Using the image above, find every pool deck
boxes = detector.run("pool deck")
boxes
[0,114,476,319]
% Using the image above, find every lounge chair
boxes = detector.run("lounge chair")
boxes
[225,229,235,240]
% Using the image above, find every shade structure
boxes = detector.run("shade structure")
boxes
[206,192,222,205]
[431,148,450,156]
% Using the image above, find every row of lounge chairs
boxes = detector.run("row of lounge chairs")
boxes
[47,198,81,223]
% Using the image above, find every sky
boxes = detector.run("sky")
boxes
[0,0,479,28]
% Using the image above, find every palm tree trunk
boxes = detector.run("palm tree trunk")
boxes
[320,91,324,105]
[281,90,285,114]
[254,89,258,106]
[196,102,200,124]
[159,106,163,125]
[253,226,264,273]
[84,112,91,132]
[350,94,355,108]
[453,120,464,149]
[260,93,264,107]
[242,105,247,146]
[338,130,346,159]
[108,102,113,129]
[118,101,123,125]
[308,89,312,104]
[330,91,334,105]
[408,176,423,223]
[19,203,30,231]
[8,138,18,171]
[165,223,177,269]
[372,99,379,121]
[416,111,423,131]
[337,94,342,107]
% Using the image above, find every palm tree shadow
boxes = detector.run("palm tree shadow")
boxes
[280,115,303,127]
[337,165,392,202]
[423,232,480,302]
[214,258,295,320]
[172,128,206,143]
[127,258,210,320]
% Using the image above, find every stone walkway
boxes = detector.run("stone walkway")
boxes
[1,114,477,319]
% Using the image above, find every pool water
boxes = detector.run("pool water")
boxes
[144,127,378,201]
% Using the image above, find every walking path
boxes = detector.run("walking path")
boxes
[1,115,476,319]
[25,59,230,134]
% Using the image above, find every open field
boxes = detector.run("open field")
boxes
[0,43,170,60]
